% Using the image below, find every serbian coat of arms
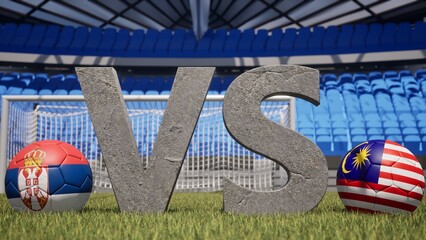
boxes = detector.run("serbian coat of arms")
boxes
[17,149,49,210]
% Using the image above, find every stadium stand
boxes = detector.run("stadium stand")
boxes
[0,69,425,157]
[0,22,425,57]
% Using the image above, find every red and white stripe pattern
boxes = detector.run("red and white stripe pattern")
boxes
[338,140,425,213]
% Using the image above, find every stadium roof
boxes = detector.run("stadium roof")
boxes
[1,0,425,35]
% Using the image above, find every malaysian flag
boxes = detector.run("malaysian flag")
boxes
[337,140,425,213]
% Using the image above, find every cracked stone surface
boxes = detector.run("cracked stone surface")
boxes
[76,67,215,212]
[222,65,328,215]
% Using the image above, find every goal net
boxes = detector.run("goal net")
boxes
[0,95,294,192]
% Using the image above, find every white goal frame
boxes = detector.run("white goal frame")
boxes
[0,95,295,193]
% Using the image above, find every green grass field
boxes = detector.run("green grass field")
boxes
[0,192,425,240]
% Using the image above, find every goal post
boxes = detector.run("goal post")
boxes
[0,95,295,193]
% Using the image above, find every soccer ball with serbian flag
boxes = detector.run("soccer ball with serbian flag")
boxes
[337,140,424,213]
[4,140,92,212]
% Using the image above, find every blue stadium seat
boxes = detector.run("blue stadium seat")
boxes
[385,128,402,136]
[223,29,241,57]
[355,80,372,95]
[386,78,404,95]
[333,128,347,136]
[322,26,338,52]
[392,94,411,112]
[387,135,403,143]
[412,21,426,49]
[25,24,47,52]
[365,120,381,128]
[126,30,145,56]
[332,121,346,128]
[421,128,426,137]
[396,22,411,49]
[69,26,89,54]
[21,75,47,95]
[210,29,227,57]
[402,127,419,136]
[83,27,102,54]
[182,30,197,57]
[416,113,426,122]
[337,25,353,52]
[384,71,398,78]
[404,83,422,98]
[399,70,412,77]
[9,24,32,51]
[55,26,75,53]
[368,71,382,81]
[400,120,416,128]
[39,75,63,95]
[375,93,394,112]
[323,73,337,82]
[383,120,399,128]
[351,24,368,52]
[3,79,26,95]
[98,28,117,53]
[146,77,164,94]
[141,29,159,56]
[415,69,426,79]
[338,73,352,85]
[371,79,388,95]
[342,83,356,95]
[401,75,417,85]
[381,112,398,122]
[122,77,137,95]
[410,97,426,112]
[53,75,74,95]
[0,23,17,50]
[381,23,397,50]
[367,127,384,136]
[359,94,377,113]
[327,95,344,114]
[20,73,34,85]
[294,27,310,54]
[112,29,130,55]
[344,93,361,113]
[68,85,82,95]
[316,128,331,136]
[196,30,213,56]
[365,112,381,122]
[238,29,255,56]
[353,73,368,82]
[160,77,174,95]
[308,26,325,54]
[252,29,268,55]
[366,23,382,51]
[351,128,367,136]
[280,28,297,54]
[153,29,171,55]
[420,80,426,96]
[168,29,186,56]
[40,25,61,52]
[4,72,19,81]
[299,128,314,137]
[266,28,283,55]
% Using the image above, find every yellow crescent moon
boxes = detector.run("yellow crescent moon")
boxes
[341,142,368,174]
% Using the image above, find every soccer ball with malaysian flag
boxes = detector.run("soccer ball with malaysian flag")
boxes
[337,139,424,213]
[4,140,92,212]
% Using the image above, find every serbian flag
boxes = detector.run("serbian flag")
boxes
[337,140,425,213]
